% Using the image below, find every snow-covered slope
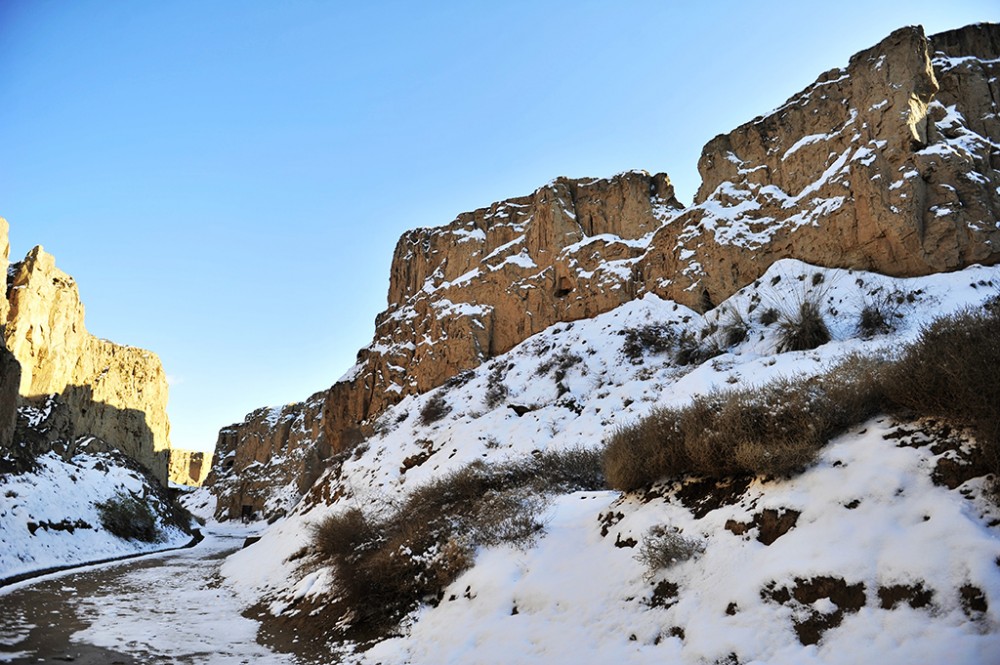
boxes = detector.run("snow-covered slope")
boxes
[222,259,1000,663]
[0,451,192,581]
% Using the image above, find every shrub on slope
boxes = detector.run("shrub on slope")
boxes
[605,299,1000,492]
[310,448,603,641]
[882,302,1000,475]
[604,354,888,491]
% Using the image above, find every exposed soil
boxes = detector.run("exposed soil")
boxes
[761,576,866,646]
[877,582,934,610]
[674,475,753,519]
[724,508,800,545]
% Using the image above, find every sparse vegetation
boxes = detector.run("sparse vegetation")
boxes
[759,307,780,326]
[96,491,160,542]
[310,448,604,639]
[636,525,705,576]
[484,364,509,409]
[858,288,906,338]
[419,392,451,426]
[606,296,1000,493]
[621,323,675,361]
[604,354,890,491]
[777,299,830,352]
[882,303,1000,476]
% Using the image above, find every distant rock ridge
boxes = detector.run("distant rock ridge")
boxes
[168,448,214,487]
[0,218,173,485]
[206,22,1000,519]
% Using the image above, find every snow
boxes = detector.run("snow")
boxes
[220,259,1000,663]
[0,452,191,580]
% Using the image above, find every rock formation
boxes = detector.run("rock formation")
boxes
[206,393,326,519]
[0,219,172,484]
[0,220,19,450]
[206,23,1000,519]
[637,24,1000,308]
[168,448,214,487]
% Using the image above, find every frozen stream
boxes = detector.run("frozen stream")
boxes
[0,529,295,664]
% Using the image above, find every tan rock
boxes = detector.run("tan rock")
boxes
[169,448,214,487]
[208,22,1000,518]
[2,241,172,484]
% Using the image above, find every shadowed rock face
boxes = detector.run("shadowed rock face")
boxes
[207,23,1000,519]
[0,220,172,485]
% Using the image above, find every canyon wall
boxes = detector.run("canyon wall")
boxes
[206,23,1000,519]
[0,220,172,485]
[168,449,214,487]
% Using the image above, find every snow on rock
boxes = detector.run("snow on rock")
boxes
[223,259,1000,663]
[0,451,191,580]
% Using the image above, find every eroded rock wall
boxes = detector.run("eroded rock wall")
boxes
[0,221,172,484]
[206,392,327,519]
[208,22,1000,519]
[637,24,1000,308]
[169,449,214,487]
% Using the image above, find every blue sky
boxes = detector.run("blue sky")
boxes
[1,1,996,452]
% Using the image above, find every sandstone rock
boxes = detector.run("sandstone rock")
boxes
[169,448,214,487]
[208,23,1000,519]
[0,234,172,484]
[637,24,1000,309]
[0,345,19,450]
[206,392,327,519]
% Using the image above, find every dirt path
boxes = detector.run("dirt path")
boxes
[0,530,295,664]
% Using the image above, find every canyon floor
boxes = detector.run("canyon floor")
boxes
[0,527,294,665]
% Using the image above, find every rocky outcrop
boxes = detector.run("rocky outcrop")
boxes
[0,221,172,485]
[637,24,1000,308]
[206,393,327,519]
[168,449,214,487]
[207,23,1000,519]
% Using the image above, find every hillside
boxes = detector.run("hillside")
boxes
[188,22,1000,663]
[204,22,1000,524]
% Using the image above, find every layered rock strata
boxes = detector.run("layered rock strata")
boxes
[207,23,1000,518]
[0,220,172,484]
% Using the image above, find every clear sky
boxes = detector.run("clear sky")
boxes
[2,1,996,452]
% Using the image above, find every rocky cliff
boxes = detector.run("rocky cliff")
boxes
[207,23,1000,519]
[168,448,214,487]
[0,220,172,485]
[637,23,1000,308]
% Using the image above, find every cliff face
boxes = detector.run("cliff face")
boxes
[168,449,214,487]
[207,23,1000,519]
[637,24,1000,307]
[206,393,326,519]
[0,222,172,485]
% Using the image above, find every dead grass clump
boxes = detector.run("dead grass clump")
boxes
[777,300,830,352]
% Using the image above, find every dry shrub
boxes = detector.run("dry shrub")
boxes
[96,491,160,542]
[777,300,830,352]
[419,392,451,426]
[621,324,675,361]
[604,354,890,490]
[603,407,687,491]
[883,304,1000,472]
[311,448,604,639]
[636,525,705,576]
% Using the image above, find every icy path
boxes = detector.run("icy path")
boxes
[0,529,295,664]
